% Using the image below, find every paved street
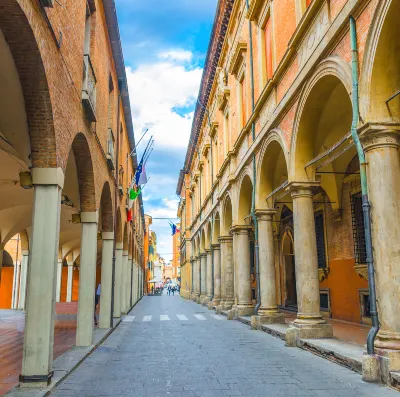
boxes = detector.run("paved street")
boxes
[50,295,398,397]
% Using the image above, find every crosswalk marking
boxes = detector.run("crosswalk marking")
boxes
[212,314,224,320]
[142,315,152,322]
[193,314,207,321]
[177,314,188,321]
[160,315,170,321]
[122,316,135,322]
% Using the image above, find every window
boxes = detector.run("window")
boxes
[264,17,273,80]
[350,193,367,264]
[314,211,327,269]
[320,289,330,312]
[359,289,371,324]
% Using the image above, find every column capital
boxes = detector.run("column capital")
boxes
[80,211,98,224]
[254,208,277,221]
[102,231,114,240]
[205,249,212,254]
[32,167,64,188]
[200,252,207,258]
[287,181,319,199]
[230,224,252,235]
[21,249,29,256]
[359,125,400,152]
[211,243,220,250]
[116,242,123,250]
[218,235,233,243]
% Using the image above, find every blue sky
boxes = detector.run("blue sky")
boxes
[116,0,217,261]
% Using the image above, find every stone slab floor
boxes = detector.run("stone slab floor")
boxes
[50,295,398,397]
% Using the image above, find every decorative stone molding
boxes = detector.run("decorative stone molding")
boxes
[217,88,231,111]
[318,267,329,282]
[254,208,277,221]
[229,41,247,76]
[359,127,400,153]
[209,122,219,138]
[354,264,368,281]
[230,224,252,235]
[202,143,211,157]
[287,181,320,199]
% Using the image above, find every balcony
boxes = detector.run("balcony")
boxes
[106,128,115,171]
[82,54,97,122]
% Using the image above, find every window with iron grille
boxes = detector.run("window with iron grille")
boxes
[350,193,367,263]
[314,211,327,269]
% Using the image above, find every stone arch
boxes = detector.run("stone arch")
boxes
[237,174,253,224]
[289,56,354,209]
[99,182,113,233]
[212,211,221,244]
[20,230,29,251]
[205,221,212,250]
[221,194,233,235]
[71,133,96,212]
[257,129,290,209]
[0,0,57,168]
[360,0,400,122]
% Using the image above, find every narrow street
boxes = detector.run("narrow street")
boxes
[50,295,397,397]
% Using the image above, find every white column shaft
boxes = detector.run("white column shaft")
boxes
[206,250,213,299]
[113,247,123,318]
[56,259,62,302]
[18,252,29,310]
[99,236,113,329]
[66,263,73,302]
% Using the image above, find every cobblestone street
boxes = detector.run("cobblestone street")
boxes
[50,295,397,397]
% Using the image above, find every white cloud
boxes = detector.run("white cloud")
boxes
[126,52,202,149]
[159,49,193,62]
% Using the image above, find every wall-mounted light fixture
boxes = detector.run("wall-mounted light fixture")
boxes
[19,171,33,189]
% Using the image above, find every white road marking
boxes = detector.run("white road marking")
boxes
[193,314,207,321]
[142,315,152,322]
[122,316,135,322]
[160,315,170,321]
[212,314,224,320]
[177,314,188,321]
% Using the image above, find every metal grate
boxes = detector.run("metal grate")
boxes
[314,211,327,269]
[350,193,367,264]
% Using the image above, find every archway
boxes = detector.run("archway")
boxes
[222,195,233,235]
[281,227,296,307]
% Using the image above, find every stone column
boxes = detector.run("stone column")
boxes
[193,256,200,301]
[254,210,284,324]
[200,253,207,302]
[99,232,113,329]
[76,212,98,347]
[287,183,332,342]
[232,226,254,316]
[12,261,21,309]
[21,169,63,387]
[18,250,29,310]
[121,250,129,314]
[129,256,133,308]
[206,249,213,303]
[131,263,136,303]
[212,244,221,306]
[66,261,74,302]
[56,257,62,302]
[190,257,194,299]
[219,236,234,309]
[113,243,123,318]
[362,128,400,375]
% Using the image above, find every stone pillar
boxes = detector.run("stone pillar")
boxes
[212,244,221,306]
[253,210,284,324]
[76,212,98,347]
[200,253,207,302]
[66,261,74,302]
[286,183,332,342]
[121,250,129,314]
[56,257,62,302]
[190,257,194,299]
[18,250,29,310]
[219,236,234,309]
[362,128,400,376]
[21,169,63,387]
[232,226,254,316]
[193,256,200,301]
[205,249,213,303]
[12,261,21,309]
[113,243,123,318]
[128,256,133,308]
[99,232,113,329]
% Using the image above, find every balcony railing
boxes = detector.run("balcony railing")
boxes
[82,54,97,122]
[106,128,115,171]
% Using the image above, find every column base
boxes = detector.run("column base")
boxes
[285,321,333,347]
[223,300,234,310]
[201,296,211,306]
[374,347,400,385]
[232,304,255,317]
[207,301,215,310]
[211,298,221,307]
[251,312,285,330]
[19,372,53,388]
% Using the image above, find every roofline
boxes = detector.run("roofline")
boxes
[176,0,234,195]
[103,0,146,232]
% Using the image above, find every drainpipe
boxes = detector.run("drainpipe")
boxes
[245,0,261,314]
[349,16,379,355]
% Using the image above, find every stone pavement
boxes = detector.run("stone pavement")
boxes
[48,295,398,397]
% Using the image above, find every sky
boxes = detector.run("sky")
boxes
[116,0,218,262]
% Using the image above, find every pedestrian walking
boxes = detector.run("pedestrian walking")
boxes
[94,283,101,326]
[167,285,171,296]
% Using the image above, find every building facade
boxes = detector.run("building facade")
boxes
[171,223,181,285]
[0,0,145,387]
[177,0,399,385]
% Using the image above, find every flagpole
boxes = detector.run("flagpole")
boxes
[124,128,149,165]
